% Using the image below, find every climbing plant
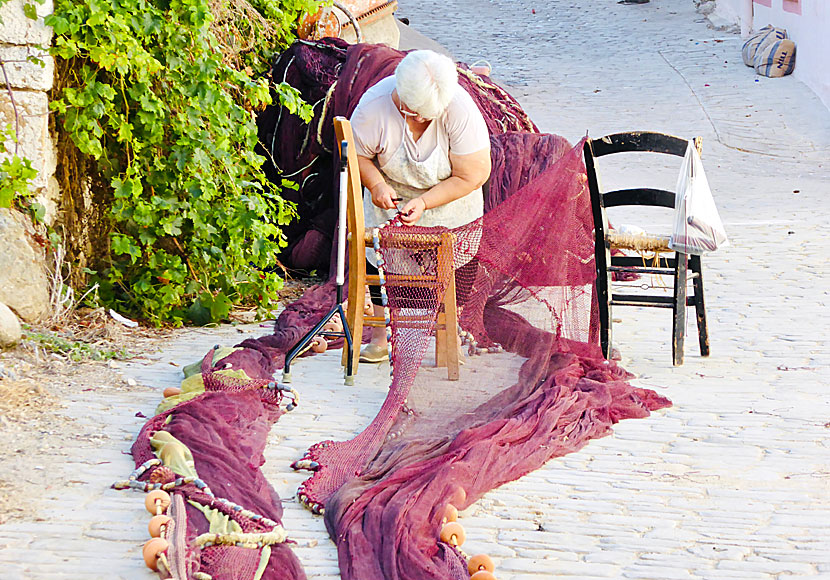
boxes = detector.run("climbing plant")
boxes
[0,124,37,209]
[45,0,320,324]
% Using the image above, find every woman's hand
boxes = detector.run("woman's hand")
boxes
[369,181,398,210]
[399,197,427,225]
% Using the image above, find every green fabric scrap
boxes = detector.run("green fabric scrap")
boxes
[182,346,242,378]
[254,545,272,580]
[154,367,252,415]
[151,430,198,478]
[187,500,243,535]
[155,373,206,414]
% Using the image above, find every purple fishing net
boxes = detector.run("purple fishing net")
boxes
[123,40,669,580]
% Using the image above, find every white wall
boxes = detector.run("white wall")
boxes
[712,0,830,110]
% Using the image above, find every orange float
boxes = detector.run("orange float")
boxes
[439,521,465,546]
[448,485,467,507]
[441,504,458,524]
[323,321,343,333]
[142,537,169,571]
[148,514,173,537]
[310,336,328,353]
[162,387,181,398]
[468,554,495,575]
[470,571,497,580]
[144,490,171,515]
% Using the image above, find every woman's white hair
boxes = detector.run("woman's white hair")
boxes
[395,50,458,120]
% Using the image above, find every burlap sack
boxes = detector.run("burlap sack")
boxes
[754,38,796,77]
[742,25,788,67]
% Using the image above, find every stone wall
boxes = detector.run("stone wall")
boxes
[0,0,55,323]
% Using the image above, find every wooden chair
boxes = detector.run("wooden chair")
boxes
[584,132,710,366]
[334,117,460,382]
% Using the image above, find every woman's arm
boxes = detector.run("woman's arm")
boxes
[399,148,491,225]
[358,155,398,210]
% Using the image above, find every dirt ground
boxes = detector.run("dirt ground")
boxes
[0,276,315,527]
[0,311,173,525]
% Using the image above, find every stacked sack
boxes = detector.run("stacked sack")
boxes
[742,25,796,78]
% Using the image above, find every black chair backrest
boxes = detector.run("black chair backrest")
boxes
[584,131,691,210]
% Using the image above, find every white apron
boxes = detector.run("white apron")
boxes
[364,128,484,266]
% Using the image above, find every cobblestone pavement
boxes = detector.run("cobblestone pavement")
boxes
[2,1,829,578]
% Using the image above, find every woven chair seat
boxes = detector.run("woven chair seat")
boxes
[606,231,671,253]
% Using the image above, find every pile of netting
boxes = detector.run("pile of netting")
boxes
[118,39,670,580]
[256,38,539,273]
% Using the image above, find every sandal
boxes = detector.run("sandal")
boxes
[359,343,389,363]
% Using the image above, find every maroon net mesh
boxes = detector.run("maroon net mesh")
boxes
[129,373,306,580]
[256,38,536,273]
[125,40,670,580]
[290,140,670,580]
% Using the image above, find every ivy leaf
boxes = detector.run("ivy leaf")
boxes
[30,202,46,222]
[45,14,69,35]
[23,2,38,20]
[111,234,141,264]
[186,298,211,326]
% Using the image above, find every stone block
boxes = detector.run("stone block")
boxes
[0,300,22,347]
[0,0,54,46]
[0,208,50,322]
[0,45,54,91]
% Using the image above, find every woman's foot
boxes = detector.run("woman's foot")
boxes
[359,342,389,363]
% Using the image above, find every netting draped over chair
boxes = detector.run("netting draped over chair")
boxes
[289,138,670,580]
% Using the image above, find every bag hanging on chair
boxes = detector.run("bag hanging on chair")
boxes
[669,143,729,255]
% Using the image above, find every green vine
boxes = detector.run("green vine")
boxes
[0,124,37,209]
[45,0,320,325]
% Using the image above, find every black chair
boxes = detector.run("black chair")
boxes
[584,132,710,366]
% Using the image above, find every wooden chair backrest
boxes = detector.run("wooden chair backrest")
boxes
[334,117,365,250]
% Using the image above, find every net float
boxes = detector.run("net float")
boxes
[310,336,328,353]
[162,387,181,398]
[148,514,172,537]
[144,490,171,515]
[468,554,495,575]
[448,485,467,507]
[142,537,169,571]
[470,571,497,580]
[439,521,465,546]
[441,504,458,524]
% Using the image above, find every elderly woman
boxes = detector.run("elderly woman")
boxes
[350,49,491,362]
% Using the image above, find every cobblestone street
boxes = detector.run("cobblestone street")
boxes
[2,1,829,578]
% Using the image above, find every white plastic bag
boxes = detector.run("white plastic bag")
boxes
[669,143,729,255]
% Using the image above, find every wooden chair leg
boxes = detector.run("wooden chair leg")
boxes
[343,265,365,380]
[672,252,688,366]
[595,269,612,360]
[690,254,710,357]
[443,273,460,381]
[437,234,459,381]
[436,308,447,368]
[589,282,600,348]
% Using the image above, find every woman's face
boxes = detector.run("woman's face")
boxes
[398,101,430,124]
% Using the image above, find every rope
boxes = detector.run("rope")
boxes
[194,528,288,549]
[332,0,364,42]
[607,231,671,252]
[316,80,338,153]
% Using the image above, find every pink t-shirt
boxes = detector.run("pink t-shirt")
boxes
[350,76,490,167]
